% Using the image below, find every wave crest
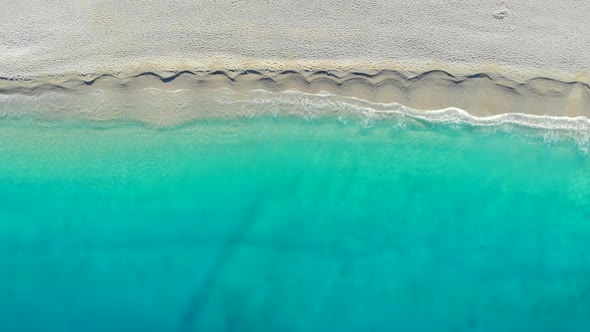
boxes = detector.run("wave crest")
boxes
[1,88,589,153]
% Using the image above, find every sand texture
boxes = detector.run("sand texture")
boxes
[1,1,589,116]
[1,69,589,117]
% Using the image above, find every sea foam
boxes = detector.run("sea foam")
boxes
[1,88,589,153]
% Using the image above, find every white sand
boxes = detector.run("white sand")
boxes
[1,0,589,80]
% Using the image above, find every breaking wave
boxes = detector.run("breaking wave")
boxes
[1,88,589,153]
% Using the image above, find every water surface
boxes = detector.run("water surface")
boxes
[0,109,589,331]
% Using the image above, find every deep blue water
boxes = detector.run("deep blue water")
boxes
[0,115,589,331]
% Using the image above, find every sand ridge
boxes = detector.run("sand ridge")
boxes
[1,67,589,117]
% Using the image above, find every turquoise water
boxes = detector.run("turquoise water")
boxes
[0,112,589,331]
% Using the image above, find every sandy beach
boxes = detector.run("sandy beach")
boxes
[3,3,590,331]
[1,0,589,116]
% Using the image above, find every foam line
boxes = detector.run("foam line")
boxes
[1,88,589,154]
[0,87,588,133]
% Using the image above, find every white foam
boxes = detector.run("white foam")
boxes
[220,89,590,130]
[1,88,589,153]
[216,89,590,153]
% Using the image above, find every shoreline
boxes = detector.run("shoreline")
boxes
[2,85,589,129]
[2,65,589,118]
[2,84,589,152]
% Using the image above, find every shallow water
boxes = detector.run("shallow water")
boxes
[1,106,589,331]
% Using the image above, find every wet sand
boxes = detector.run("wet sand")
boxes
[2,67,589,117]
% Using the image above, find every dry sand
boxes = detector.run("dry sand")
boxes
[1,1,589,116]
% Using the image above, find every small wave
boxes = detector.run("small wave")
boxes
[215,89,590,153]
[1,88,589,153]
